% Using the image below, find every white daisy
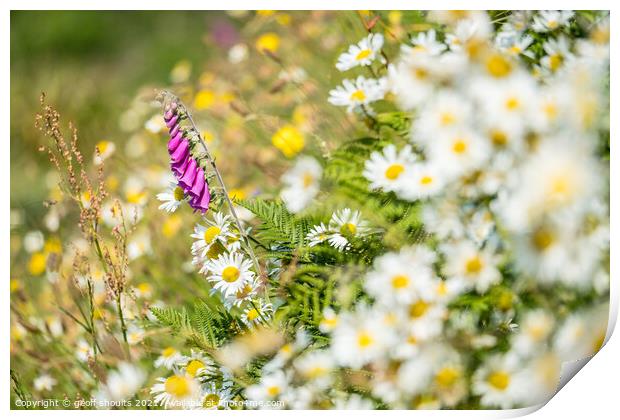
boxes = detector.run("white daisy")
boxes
[472,353,524,409]
[280,156,322,214]
[364,246,436,306]
[442,240,501,293]
[513,310,555,356]
[319,307,339,333]
[495,31,534,58]
[191,212,233,259]
[328,76,387,113]
[76,338,94,362]
[245,370,289,403]
[398,161,446,201]
[427,127,491,179]
[294,350,334,389]
[93,140,116,165]
[151,373,202,409]
[532,10,574,33]
[387,53,436,110]
[405,29,446,56]
[327,208,371,251]
[241,300,274,327]
[33,373,57,392]
[222,278,260,309]
[331,308,396,368]
[413,92,473,147]
[155,347,185,370]
[541,36,573,73]
[553,303,608,362]
[178,350,216,381]
[332,394,374,410]
[363,144,417,194]
[203,252,255,297]
[197,383,233,410]
[156,182,186,213]
[336,33,384,71]
[96,362,146,403]
[306,223,331,247]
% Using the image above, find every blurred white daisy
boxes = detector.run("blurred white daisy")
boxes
[442,240,501,293]
[191,212,234,259]
[241,300,273,327]
[151,373,202,409]
[33,373,57,392]
[96,362,146,403]
[306,223,331,247]
[472,353,524,409]
[328,76,387,113]
[155,347,185,370]
[532,10,574,33]
[363,144,417,194]
[280,156,322,214]
[336,33,384,71]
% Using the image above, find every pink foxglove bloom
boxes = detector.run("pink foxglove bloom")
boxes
[163,101,211,213]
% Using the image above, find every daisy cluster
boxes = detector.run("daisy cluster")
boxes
[237,11,609,410]
[150,348,234,409]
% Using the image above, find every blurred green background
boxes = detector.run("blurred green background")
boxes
[10,11,226,228]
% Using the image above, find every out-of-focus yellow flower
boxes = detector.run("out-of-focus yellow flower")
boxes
[162,214,182,238]
[80,190,92,208]
[170,60,192,84]
[256,33,280,54]
[135,282,153,299]
[358,10,372,17]
[10,278,22,293]
[388,10,402,25]
[194,90,216,110]
[49,185,63,202]
[276,13,291,26]
[28,252,47,276]
[272,125,305,158]
[256,10,275,17]
[126,190,147,205]
[44,237,62,254]
[202,131,215,143]
[228,188,247,200]
[94,140,115,165]
[106,175,119,192]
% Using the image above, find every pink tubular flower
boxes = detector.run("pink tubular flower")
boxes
[163,99,210,213]
[170,138,189,164]
[189,167,205,198]
[179,158,198,191]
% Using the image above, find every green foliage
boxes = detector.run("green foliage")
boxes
[237,198,312,249]
[151,300,239,351]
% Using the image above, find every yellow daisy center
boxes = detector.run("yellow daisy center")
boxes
[391,274,410,289]
[350,89,366,101]
[267,386,280,397]
[452,139,468,154]
[222,266,240,283]
[420,175,433,185]
[490,130,508,146]
[409,300,429,319]
[465,256,484,274]
[435,367,460,388]
[505,96,520,111]
[162,347,176,357]
[486,54,513,78]
[164,375,191,398]
[340,223,357,236]
[385,163,405,180]
[203,393,220,408]
[440,112,456,126]
[303,172,314,188]
[173,186,185,201]
[204,226,221,244]
[186,360,205,377]
[306,366,327,378]
[487,371,510,390]
[356,49,372,60]
[413,67,428,80]
[357,331,374,348]
[246,308,260,321]
[531,227,555,251]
